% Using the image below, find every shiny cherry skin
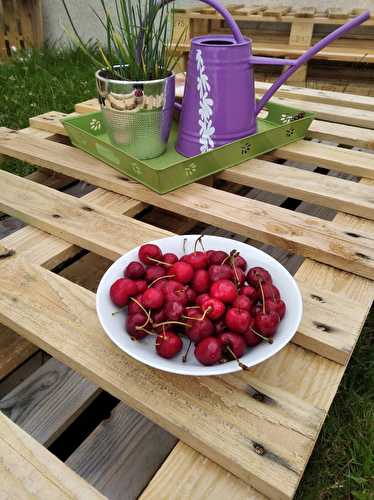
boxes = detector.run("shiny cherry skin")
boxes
[196,293,210,307]
[225,307,252,334]
[185,286,197,304]
[261,282,281,301]
[242,326,261,347]
[241,285,259,302]
[265,298,286,320]
[138,243,162,265]
[156,331,183,359]
[208,250,228,265]
[191,269,210,294]
[163,280,188,305]
[194,337,223,366]
[234,255,247,271]
[110,278,137,307]
[124,261,145,279]
[164,300,184,321]
[142,287,164,309]
[210,279,237,304]
[232,294,252,312]
[203,298,226,320]
[208,264,233,282]
[254,311,280,337]
[214,318,227,335]
[219,332,246,357]
[152,307,166,325]
[126,312,148,340]
[128,294,144,315]
[246,267,272,287]
[184,251,208,270]
[170,261,194,284]
[162,253,178,265]
[145,265,166,283]
[135,280,147,294]
[232,267,246,287]
[187,318,214,343]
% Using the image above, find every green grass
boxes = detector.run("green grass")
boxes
[1,47,374,499]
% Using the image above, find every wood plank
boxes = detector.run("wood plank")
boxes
[327,8,349,19]
[273,140,374,178]
[0,358,99,446]
[66,403,177,500]
[0,257,337,500]
[0,324,37,381]
[263,6,290,17]
[0,169,170,262]
[218,159,374,219]
[0,411,105,499]
[2,136,374,280]
[293,7,316,18]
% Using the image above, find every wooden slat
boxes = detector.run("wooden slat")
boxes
[0,257,337,500]
[218,159,374,219]
[0,411,105,499]
[0,358,99,446]
[263,6,290,17]
[1,136,374,280]
[66,403,177,500]
[0,325,37,381]
[293,7,316,18]
[327,8,350,19]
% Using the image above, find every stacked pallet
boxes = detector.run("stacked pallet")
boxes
[172,4,374,84]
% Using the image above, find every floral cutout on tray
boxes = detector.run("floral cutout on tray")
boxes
[241,142,252,156]
[286,127,296,137]
[196,49,215,154]
[280,113,293,124]
[89,118,102,133]
[185,162,197,177]
[131,163,142,176]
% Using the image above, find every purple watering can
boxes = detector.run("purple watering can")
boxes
[161,0,370,157]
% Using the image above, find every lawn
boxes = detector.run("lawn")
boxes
[1,48,373,499]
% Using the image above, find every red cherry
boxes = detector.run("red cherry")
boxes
[219,332,246,357]
[164,300,184,321]
[251,302,263,317]
[265,298,286,319]
[261,282,281,301]
[203,298,225,320]
[170,261,194,284]
[124,261,145,279]
[246,267,272,287]
[126,312,148,340]
[184,307,202,320]
[234,255,247,271]
[208,264,233,282]
[254,311,280,337]
[152,307,166,324]
[196,293,210,307]
[142,288,164,309]
[241,285,259,302]
[232,294,252,311]
[225,307,252,334]
[214,318,227,335]
[138,243,162,265]
[194,337,223,366]
[145,265,166,283]
[110,278,137,307]
[156,331,183,359]
[208,250,228,265]
[164,280,188,305]
[128,295,144,315]
[135,279,147,294]
[187,318,214,343]
[163,253,178,265]
[232,267,245,287]
[152,279,168,292]
[184,251,208,270]
[242,326,261,347]
[210,279,237,304]
[191,269,210,294]
[185,286,197,304]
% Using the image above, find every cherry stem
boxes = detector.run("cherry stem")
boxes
[183,306,212,322]
[153,320,191,329]
[129,296,150,318]
[148,257,171,267]
[148,274,175,288]
[135,327,158,336]
[258,281,266,314]
[182,340,192,363]
[183,237,187,254]
[112,306,126,316]
[194,235,205,253]
[250,327,273,344]
[138,309,152,329]
[185,305,200,309]
[226,346,249,371]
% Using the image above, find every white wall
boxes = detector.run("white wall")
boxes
[43,0,373,45]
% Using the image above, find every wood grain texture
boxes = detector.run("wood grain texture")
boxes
[66,403,177,500]
[0,412,105,499]
[0,257,339,499]
[0,358,99,447]
[1,137,374,280]
[0,325,37,381]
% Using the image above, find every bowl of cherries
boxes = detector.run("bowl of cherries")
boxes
[96,235,303,376]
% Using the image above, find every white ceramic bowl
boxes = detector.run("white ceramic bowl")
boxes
[96,235,303,376]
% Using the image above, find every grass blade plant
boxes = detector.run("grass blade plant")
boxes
[62,0,183,81]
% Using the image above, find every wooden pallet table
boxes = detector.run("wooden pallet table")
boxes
[0,80,374,499]
[172,4,374,84]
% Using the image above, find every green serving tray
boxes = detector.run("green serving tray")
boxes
[62,101,314,194]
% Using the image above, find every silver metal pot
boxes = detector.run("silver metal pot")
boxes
[95,67,175,159]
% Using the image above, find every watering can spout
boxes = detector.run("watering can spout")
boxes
[254,10,371,115]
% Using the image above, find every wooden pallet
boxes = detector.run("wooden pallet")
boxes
[0,80,374,499]
[172,4,374,84]
[0,0,43,57]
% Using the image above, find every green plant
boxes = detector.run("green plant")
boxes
[62,0,184,81]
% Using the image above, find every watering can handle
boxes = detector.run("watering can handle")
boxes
[253,11,370,115]
[157,0,245,44]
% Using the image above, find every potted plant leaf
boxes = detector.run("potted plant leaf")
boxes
[62,0,183,159]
